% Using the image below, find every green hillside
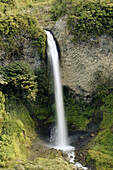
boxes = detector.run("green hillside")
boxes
[0,0,113,169]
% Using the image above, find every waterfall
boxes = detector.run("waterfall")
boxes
[45,30,88,170]
[45,30,68,148]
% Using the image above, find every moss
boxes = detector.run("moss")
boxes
[25,65,55,125]
[86,85,113,169]
[87,150,113,170]
[0,0,15,5]
[0,1,46,59]
[0,61,38,101]
[5,96,36,138]
[67,0,113,41]
[50,0,72,21]
[51,0,113,41]
[91,91,113,155]
[25,157,74,170]
[0,157,74,169]
[92,129,113,156]
[63,88,95,130]
[0,92,36,166]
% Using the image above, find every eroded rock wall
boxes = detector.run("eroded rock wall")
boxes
[52,15,113,101]
[0,34,41,70]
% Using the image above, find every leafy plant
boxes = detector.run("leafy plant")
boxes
[86,83,113,169]
[51,0,113,41]
[0,2,46,58]
[63,87,94,130]
[67,0,113,41]
[0,61,37,100]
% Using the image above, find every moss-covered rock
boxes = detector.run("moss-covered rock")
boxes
[67,0,113,41]
[0,0,46,67]
[0,95,36,166]
[0,13,46,58]
[0,62,38,166]
[64,89,94,130]
[86,85,113,169]
[87,150,113,170]
[28,157,74,170]
[0,61,38,100]
[51,0,113,41]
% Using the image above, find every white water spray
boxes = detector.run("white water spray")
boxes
[46,30,67,148]
[45,30,89,170]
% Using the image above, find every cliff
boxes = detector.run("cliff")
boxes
[53,15,113,101]
[0,1,74,169]
[0,0,113,169]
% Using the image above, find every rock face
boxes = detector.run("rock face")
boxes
[52,15,113,101]
[0,34,41,70]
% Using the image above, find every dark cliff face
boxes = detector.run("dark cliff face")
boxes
[0,33,42,70]
[52,15,113,102]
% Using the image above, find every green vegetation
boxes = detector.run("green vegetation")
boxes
[86,84,113,169]
[0,100,35,165]
[0,62,37,167]
[0,91,6,136]
[0,0,113,169]
[51,0,68,20]
[0,61,54,168]
[87,150,113,170]
[0,0,46,58]
[64,88,94,130]
[24,67,55,127]
[0,157,74,169]
[0,61,54,123]
[51,0,113,41]
[0,61,37,100]
[63,83,113,169]
[0,61,73,169]
[27,157,74,169]
[0,99,32,167]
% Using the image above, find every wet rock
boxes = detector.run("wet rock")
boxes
[80,154,83,157]
[80,136,84,139]
[90,133,95,137]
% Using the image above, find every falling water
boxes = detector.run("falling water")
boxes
[45,30,89,169]
[46,30,67,148]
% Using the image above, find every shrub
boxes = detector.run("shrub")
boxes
[51,0,113,41]
[0,61,37,100]
[67,0,113,41]
[0,7,46,58]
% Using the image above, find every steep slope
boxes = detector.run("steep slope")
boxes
[0,0,46,69]
[0,1,74,169]
[52,0,113,101]
[0,0,113,169]
[50,1,113,169]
